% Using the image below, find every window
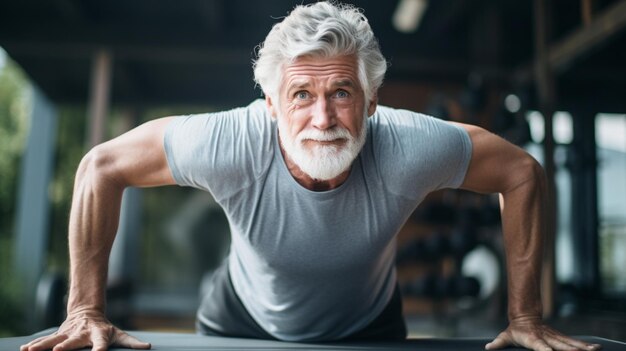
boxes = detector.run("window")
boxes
[596,113,626,295]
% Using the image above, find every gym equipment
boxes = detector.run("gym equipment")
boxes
[461,244,503,300]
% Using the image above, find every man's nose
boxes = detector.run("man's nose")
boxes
[311,98,336,130]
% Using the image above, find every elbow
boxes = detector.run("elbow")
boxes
[504,154,546,194]
[76,144,124,190]
[525,155,546,186]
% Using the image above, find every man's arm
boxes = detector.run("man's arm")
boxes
[21,117,177,351]
[456,123,600,351]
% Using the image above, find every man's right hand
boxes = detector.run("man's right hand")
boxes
[20,310,151,351]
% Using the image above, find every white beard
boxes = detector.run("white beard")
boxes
[277,114,368,181]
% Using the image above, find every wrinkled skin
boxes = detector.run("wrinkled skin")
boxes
[20,310,151,351]
[486,316,602,351]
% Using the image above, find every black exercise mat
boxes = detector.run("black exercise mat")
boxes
[2,329,624,351]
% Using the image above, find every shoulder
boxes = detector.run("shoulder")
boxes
[364,104,472,195]
[368,104,467,148]
[164,99,275,196]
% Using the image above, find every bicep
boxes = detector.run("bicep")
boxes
[89,117,177,188]
[454,123,542,194]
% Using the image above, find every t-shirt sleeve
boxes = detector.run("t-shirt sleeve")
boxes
[163,100,273,201]
[370,107,472,200]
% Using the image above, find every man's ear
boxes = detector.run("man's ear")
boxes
[265,95,278,118]
[367,94,378,117]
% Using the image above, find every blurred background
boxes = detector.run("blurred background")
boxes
[0,0,625,341]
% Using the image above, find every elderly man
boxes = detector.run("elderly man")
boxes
[21,2,600,351]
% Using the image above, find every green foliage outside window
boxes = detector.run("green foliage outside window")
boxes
[0,51,31,337]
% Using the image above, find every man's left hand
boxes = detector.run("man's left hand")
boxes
[485,316,602,351]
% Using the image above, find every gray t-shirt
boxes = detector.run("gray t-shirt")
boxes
[164,99,472,341]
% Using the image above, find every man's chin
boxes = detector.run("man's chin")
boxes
[302,167,348,181]
[295,152,355,181]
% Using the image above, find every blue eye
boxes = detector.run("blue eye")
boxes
[295,91,309,99]
[335,90,349,98]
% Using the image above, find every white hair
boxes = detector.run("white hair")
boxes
[253,1,387,103]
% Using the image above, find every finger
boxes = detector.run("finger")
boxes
[552,334,602,351]
[52,337,90,351]
[21,336,49,350]
[485,332,511,350]
[90,328,112,351]
[543,335,578,351]
[21,334,54,348]
[527,337,554,351]
[114,331,151,349]
[21,332,68,349]
[24,334,68,351]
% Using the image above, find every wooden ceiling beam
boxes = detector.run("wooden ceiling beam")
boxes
[549,0,626,74]
[514,0,626,84]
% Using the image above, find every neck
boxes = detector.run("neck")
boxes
[279,143,351,191]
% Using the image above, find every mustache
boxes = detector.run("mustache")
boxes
[296,127,352,143]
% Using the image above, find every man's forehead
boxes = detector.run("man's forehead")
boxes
[286,78,357,89]
[284,55,357,73]
[282,55,361,89]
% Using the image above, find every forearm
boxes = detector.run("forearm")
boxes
[20,120,173,351]
[66,150,125,315]
[457,125,600,351]
[499,164,547,321]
